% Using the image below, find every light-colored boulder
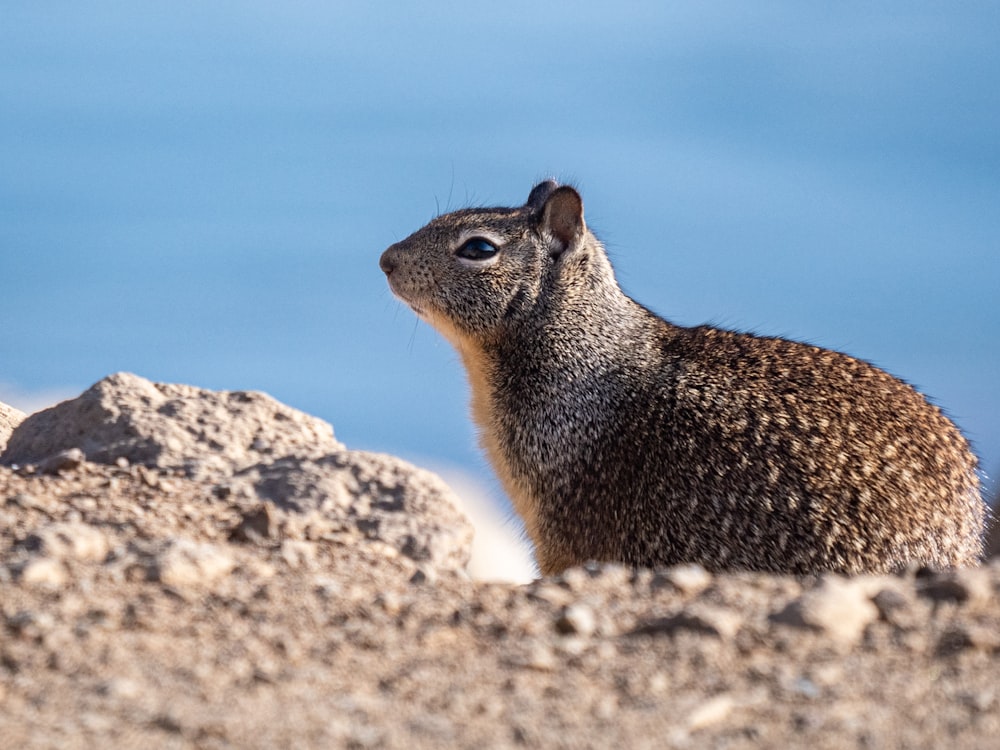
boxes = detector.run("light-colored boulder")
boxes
[1,372,343,475]
[0,400,26,454]
[0,372,473,573]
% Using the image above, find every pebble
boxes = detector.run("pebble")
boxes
[935,623,1000,656]
[871,587,910,621]
[558,567,590,592]
[962,690,996,713]
[529,583,574,608]
[98,678,141,700]
[137,466,160,489]
[523,644,558,672]
[770,575,878,646]
[789,676,820,699]
[917,569,993,606]
[648,672,670,694]
[936,626,975,656]
[594,694,618,721]
[555,603,597,637]
[21,557,68,587]
[556,636,588,656]
[8,493,46,511]
[27,522,110,562]
[630,604,741,640]
[314,577,343,599]
[79,712,114,732]
[231,505,277,542]
[686,693,735,731]
[409,565,438,585]
[281,540,316,569]
[6,609,55,637]
[376,591,403,616]
[583,562,631,588]
[38,448,86,475]
[152,538,236,587]
[654,564,713,596]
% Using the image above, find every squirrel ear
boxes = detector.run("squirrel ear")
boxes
[526,179,559,211]
[541,186,585,255]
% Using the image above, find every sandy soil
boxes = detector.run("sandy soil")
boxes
[2,459,998,750]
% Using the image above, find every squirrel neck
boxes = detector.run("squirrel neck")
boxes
[473,256,651,386]
[453,258,674,544]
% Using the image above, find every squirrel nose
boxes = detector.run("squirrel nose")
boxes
[379,247,397,276]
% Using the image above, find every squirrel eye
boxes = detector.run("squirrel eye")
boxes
[455,237,498,262]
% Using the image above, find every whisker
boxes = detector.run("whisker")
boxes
[407,318,419,353]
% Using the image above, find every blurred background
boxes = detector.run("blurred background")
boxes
[2,3,998,567]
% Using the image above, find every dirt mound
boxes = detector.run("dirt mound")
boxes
[0,374,998,748]
[1,374,471,574]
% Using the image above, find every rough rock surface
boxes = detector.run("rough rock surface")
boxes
[1,373,472,574]
[1,374,999,749]
[0,400,26,454]
[236,452,472,573]
[2,372,343,476]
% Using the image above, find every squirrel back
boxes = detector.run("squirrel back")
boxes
[380,180,985,575]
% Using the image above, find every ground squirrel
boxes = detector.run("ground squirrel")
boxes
[379,180,985,575]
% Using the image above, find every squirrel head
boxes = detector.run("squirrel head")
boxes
[380,180,614,346]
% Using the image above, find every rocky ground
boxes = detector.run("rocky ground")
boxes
[1,374,998,749]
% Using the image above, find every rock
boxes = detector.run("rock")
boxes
[409,566,438,585]
[935,626,977,656]
[916,568,994,606]
[630,604,741,640]
[528,583,574,608]
[653,564,713,596]
[518,643,558,672]
[558,566,591,592]
[26,522,110,562]
[871,587,919,629]
[37,448,86,475]
[0,373,473,574]
[1,372,343,476]
[238,451,473,573]
[7,493,47,511]
[962,689,997,713]
[686,693,735,732]
[230,504,278,542]
[5,610,56,639]
[98,678,141,700]
[556,604,597,636]
[0,400,26,453]
[771,575,879,645]
[20,557,68,587]
[150,537,236,587]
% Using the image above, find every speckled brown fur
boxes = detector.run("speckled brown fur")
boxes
[380,180,984,575]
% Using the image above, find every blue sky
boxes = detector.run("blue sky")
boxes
[2,2,998,502]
